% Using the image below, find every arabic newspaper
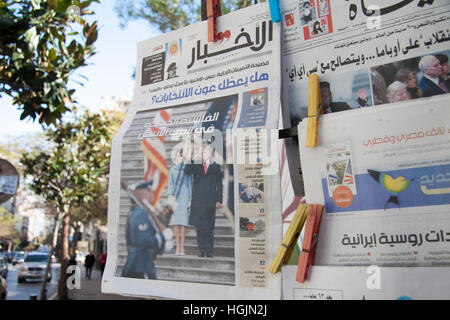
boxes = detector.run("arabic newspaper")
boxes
[279,0,450,196]
[298,94,450,267]
[103,2,283,299]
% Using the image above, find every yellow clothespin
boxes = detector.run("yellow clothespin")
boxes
[306,74,321,148]
[269,204,308,274]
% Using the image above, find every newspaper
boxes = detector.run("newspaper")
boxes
[103,2,283,300]
[298,94,450,267]
[279,0,450,196]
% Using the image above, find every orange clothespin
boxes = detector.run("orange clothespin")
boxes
[296,204,324,283]
[306,74,322,148]
[206,0,222,42]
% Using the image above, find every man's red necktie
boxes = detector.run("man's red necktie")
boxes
[203,162,208,174]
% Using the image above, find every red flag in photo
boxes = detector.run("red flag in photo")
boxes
[343,159,354,185]
[141,109,170,206]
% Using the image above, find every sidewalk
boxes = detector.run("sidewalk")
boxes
[66,268,140,300]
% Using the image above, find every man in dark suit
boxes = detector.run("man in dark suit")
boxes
[185,141,222,258]
[418,55,447,97]
[320,82,352,113]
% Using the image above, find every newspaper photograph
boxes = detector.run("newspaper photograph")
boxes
[103,2,283,300]
[298,94,450,267]
[279,0,450,195]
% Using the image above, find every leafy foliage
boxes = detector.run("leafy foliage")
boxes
[20,110,112,216]
[20,109,116,299]
[114,0,256,33]
[0,208,19,238]
[0,0,99,125]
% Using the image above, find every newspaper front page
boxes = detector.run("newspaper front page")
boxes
[103,3,283,300]
[279,0,450,196]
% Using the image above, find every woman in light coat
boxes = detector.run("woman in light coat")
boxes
[167,149,192,256]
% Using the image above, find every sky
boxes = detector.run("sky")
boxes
[0,1,160,142]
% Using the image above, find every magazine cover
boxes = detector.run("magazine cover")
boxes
[103,2,283,300]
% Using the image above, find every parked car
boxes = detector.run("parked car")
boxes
[0,275,7,300]
[17,253,52,283]
[12,251,25,266]
[0,255,8,279]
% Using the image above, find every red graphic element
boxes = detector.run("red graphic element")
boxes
[413,251,418,255]
[217,30,231,42]
[343,175,354,184]
[333,186,353,208]
[285,13,295,27]
[367,252,371,256]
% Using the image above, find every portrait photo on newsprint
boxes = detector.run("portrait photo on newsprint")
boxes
[115,95,238,287]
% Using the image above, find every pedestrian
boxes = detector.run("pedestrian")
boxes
[84,251,95,280]
[99,251,107,276]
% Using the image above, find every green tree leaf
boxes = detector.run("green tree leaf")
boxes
[0,0,99,125]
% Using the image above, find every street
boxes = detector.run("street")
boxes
[5,263,60,300]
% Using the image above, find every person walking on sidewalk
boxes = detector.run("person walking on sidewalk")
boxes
[99,251,107,276]
[84,251,96,280]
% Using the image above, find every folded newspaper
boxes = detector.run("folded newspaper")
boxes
[103,2,283,300]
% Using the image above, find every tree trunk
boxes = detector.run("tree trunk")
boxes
[39,214,60,300]
[58,213,70,300]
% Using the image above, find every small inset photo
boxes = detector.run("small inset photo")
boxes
[326,160,348,187]
[298,1,316,26]
[239,217,265,238]
[318,0,330,17]
[309,19,328,38]
[239,182,264,203]
[250,92,265,106]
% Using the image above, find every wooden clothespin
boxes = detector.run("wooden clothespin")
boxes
[269,204,308,274]
[296,204,324,283]
[268,0,281,22]
[206,0,222,42]
[306,74,322,148]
